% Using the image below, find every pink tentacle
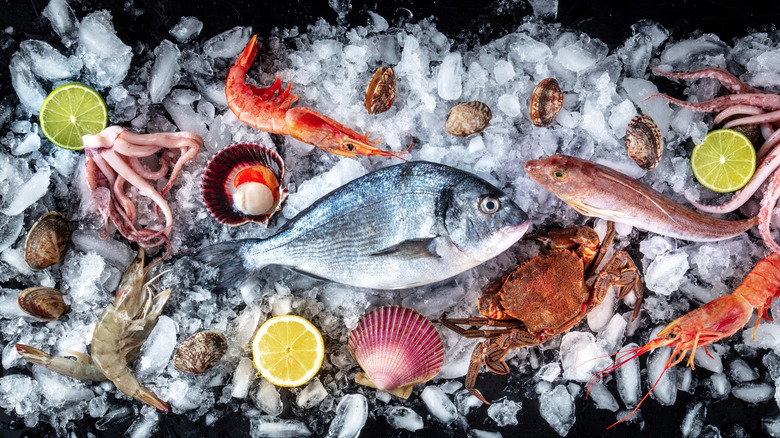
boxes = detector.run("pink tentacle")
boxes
[758,129,780,161]
[649,93,780,113]
[723,110,780,129]
[112,174,137,225]
[759,170,780,253]
[650,65,759,94]
[686,146,780,213]
[762,124,776,142]
[129,156,170,181]
[160,144,200,196]
[713,105,765,125]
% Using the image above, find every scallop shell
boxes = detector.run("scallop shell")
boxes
[365,67,396,115]
[445,101,492,137]
[18,287,70,321]
[625,114,664,170]
[529,78,563,127]
[348,306,444,399]
[24,212,71,271]
[172,330,228,374]
[201,143,288,227]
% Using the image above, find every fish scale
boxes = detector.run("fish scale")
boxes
[197,161,530,290]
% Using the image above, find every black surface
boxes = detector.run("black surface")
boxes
[2,0,780,437]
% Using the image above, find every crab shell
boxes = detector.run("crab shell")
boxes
[348,306,444,399]
[201,143,288,227]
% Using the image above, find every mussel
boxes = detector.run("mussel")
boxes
[24,212,71,271]
[529,78,563,127]
[172,330,228,374]
[17,287,70,321]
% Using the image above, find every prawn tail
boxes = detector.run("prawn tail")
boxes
[234,35,259,74]
[194,239,266,290]
[132,387,170,412]
[15,344,52,367]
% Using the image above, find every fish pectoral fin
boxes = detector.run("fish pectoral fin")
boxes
[370,237,442,259]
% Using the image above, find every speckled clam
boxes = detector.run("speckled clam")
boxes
[24,212,71,271]
[18,287,70,321]
[445,101,492,137]
[348,306,444,399]
[172,330,228,374]
[625,114,664,170]
[365,67,396,115]
[529,78,563,127]
[201,143,288,227]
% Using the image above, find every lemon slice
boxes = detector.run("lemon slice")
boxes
[690,129,756,193]
[39,82,108,150]
[251,315,325,387]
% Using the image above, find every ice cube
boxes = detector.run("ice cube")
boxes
[78,10,133,89]
[729,358,759,382]
[539,384,575,436]
[644,250,689,296]
[12,132,41,155]
[250,416,311,438]
[493,60,515,85]
[231,357,255,398]
[438,52,464,100]
[621,78,672,137]
[42,0,79,47]
[454,389,483,416]
[587,382,619,412]
[0,213,23,253]
[126,409,159,438]
[203,26,253,59]
[384,406,423,431]
[20,40,80,81]
[709,373,731,398]
[732,383,774,403]
[326,394,368,438]
[9,53,46,114]
[149,40,181,104]
[560,332,611,382]
[487,398,521,426]
[420,386,458,424]
[680,400,705,438]
[71,230,134,268]
[646,346,676,406]
[536,362,561,383]
[296,378,328,409]
[253,378,282,416]
[528,0,558,19]
[1,164,50,215]
[137,316,177,376]
[615,343,641,408]
[169,16,203,43]
[497,94,521,117]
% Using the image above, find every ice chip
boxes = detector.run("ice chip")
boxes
[539,384,575,436]
[681,401,705,438]
[169,16,203,43]
[326,394,368,438]
[9,53,47,114]
[231,357,255,399]
[528,0,558,19]
[149,40,182,104]
[438,52,464,100]
[487,398,521,426]
[1,165,51,215]
[42,0,79,47]
[20,40,79,81]
[454,389,483,416]
[250,416,311,438]
[0,213,24,253]
[560,332,611,382]
[733,383,774,403]
[647,344,677,406]
[420,386,458,424]
[78,10,132,88]
[137,316,178,376]
[644,250,689,296]
[497,94,521,117]
[203,26,253,59]
[296,378,328,409]
[13,132,41,155]
[588,382,619,412]
[493,59,516,85]
[384,406,424,431]
[253,379,282,416]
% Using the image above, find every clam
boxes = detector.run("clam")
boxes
[529,78,563,127]
[172,330,228,374]
[201,143,288,227]
[18,287,70,321]
[24,212,71,271]
[445,101,492,137]
[625,114,664,170]
[365,67,396,115]
[348,306,444,398]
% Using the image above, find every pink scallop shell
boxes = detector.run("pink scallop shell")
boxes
[348,306,444,398]
[201,143,288,227]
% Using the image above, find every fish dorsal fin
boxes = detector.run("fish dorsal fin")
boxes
[370,237,442,259]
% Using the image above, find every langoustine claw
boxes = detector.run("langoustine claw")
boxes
[83,126,202,257]
[589,252,780,428]
[226,35,409,159]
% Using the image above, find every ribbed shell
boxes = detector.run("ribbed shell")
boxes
[625,114,663,170]
[24,212,71,271]
[529,78,563,127]
[201,143,288,227]
[348,306,443,398]
[365,67,396,115]
[172,330,228,374]
[445,101,492,137]
[18,287,70,321]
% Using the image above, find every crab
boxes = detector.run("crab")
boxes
[437,221,643,403]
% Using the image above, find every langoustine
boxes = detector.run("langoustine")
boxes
[226,35,409,159]
[649,66,780,251]
[589,252,780,428]
[84,126,202,256]
[524,154,758,241]
[17,249,172,411]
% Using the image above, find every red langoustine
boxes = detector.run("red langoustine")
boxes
[589,252,780,428]
[649,66,780,251]
[226,35,409,159]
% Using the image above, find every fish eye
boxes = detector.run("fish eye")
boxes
[479,196,501,214]
[551,169,566,181]
[346,143,354,151]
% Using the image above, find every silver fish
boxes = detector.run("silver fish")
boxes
[197,161,530,289]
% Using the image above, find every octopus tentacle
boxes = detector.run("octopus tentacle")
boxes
[759,170,780,253]
[713,105,765,124]
[723,109,780,129]
[113,175,137,225]
[686,146,780,214]
[649,93,780,113]
[160,144,199,196]
[650,66,758,94]
[129,157,170,181]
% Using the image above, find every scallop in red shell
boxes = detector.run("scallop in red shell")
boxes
[201,143,288,226]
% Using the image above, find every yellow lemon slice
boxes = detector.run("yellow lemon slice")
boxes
[251,315,325,387]
[39,82,108,150]
[690,129,756,193]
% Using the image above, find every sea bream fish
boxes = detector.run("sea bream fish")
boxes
[525,154,758,242]
[196,161,530,289]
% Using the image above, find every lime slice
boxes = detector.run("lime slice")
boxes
[690,129,756,193]
[251,315,325,387]
[39,83,108,150]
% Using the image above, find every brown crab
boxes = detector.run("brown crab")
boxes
[437,221,643,403]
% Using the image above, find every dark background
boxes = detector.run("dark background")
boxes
[2,0,780,437]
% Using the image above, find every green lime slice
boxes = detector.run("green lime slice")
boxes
[690,129,756,193]
[39,83,108,150]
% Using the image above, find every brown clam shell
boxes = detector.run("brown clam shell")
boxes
[24,212,71,271]
[445,101,492,137]
[172,330,228,375]
[365,67,396,115]
[201,143,288,227]
[625,114,664,170]
[18,287,70,321]
[529,78,563,127]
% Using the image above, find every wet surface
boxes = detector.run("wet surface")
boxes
[2,0,780,437]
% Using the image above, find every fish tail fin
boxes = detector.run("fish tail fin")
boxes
[195,240,265,289]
